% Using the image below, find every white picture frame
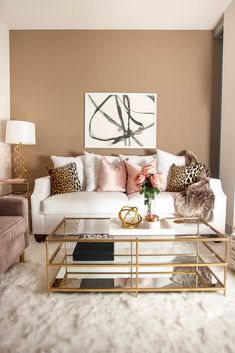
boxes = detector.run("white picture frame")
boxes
[85,92,157,148]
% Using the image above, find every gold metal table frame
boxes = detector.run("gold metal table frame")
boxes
[45,217,228,295]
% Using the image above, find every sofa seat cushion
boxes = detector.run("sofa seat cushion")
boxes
[42,191,129,215]
[0,216,26,250]
[128,192,176,216]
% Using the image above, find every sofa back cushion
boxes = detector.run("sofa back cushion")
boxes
[98,157,127,192]
[47,162,82,195]
[85,152,120,191]
[119,154,157,166]
[51,155,86,189]
[124,159,157,195]
[157,149,185,191]
[167,163,206,192]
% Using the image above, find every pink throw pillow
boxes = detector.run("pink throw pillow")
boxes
[125,159,157,195]
[98,157,127,192]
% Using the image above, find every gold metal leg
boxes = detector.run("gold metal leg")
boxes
[136,239,139,297]
[65,242,68,288]
[46,240,50,294]
[131,241,133,288]
[224,240,228,296]
[196,232,200,288]
[20,251,25,262]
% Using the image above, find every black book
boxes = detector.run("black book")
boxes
[73,242,114,261]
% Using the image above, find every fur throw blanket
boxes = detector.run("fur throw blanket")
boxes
[174,151,215,222]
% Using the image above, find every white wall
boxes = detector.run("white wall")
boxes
[0,19,11,194]
[220,0,235,234]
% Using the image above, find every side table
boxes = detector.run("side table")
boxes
[0,178,30,197]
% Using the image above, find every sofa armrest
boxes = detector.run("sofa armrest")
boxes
[31,176,51,202]
[209,178,225,196]
[209,178,227,233]
[31,176,51,234]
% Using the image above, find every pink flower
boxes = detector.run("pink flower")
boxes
[134,172,146,187]
[150,173,165,189]
[141,163,156,176]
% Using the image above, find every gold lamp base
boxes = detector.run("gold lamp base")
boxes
[13,143,28,179]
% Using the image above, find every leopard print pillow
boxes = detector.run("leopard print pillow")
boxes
[47,162,82,195]
[167,163,205,192]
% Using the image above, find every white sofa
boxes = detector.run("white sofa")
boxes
[31,175,227,238]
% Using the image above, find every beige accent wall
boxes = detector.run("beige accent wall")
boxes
[0,20,11,195]
[221,1,235,234]
[10,30,219,180]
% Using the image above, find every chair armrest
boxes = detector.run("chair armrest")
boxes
[0,196,28,218]
[0,196,29,246]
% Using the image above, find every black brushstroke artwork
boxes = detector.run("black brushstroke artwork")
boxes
[88,94,155,147]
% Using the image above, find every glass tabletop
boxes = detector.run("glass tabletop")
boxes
[47,216,227,241]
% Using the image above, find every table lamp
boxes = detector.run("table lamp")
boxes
[5,120,36,179]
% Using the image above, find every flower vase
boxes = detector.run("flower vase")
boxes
[145,198,153,220]
[145,198,160,229]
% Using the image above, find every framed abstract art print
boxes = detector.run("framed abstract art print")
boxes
[85,92,157,148]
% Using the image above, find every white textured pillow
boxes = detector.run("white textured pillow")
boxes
[84,152,120,191]
[51,155,85,189]
[157,149,185,191]
[119,154,157,166]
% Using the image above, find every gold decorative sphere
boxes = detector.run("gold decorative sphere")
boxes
[118,206,142,229]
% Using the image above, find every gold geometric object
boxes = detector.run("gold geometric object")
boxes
[13,143,28,179]
[118,206,142,229]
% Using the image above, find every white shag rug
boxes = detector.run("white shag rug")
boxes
[1,237,235,353]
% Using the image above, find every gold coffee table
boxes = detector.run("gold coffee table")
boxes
[46,217,228,295]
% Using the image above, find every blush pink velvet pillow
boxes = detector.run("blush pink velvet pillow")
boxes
[124,159,157,195]
[98,157,127,192]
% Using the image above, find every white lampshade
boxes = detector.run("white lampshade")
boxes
[5,120,36,145]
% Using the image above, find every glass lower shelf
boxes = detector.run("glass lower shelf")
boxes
[50,269,223,291]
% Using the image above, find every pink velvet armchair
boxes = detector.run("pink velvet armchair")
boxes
[0,196,29,273]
